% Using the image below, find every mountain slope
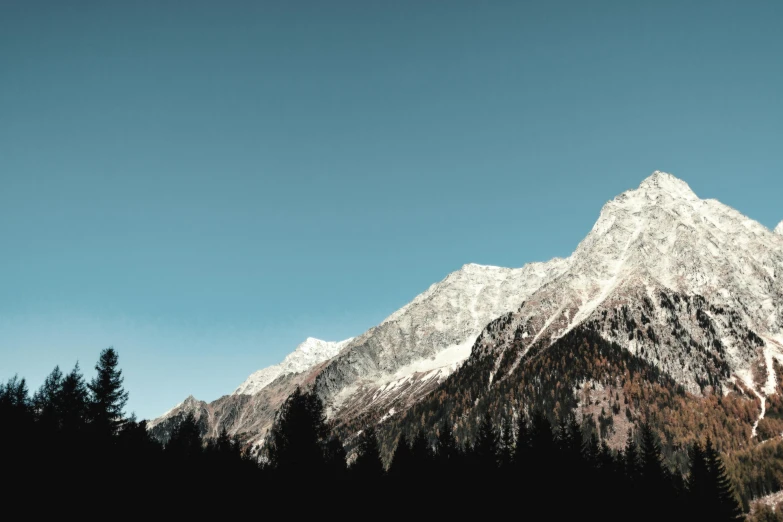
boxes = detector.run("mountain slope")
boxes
[149,258,570,445]
[375,172,783,471]
[234,337,353,396]
[151,171,783,462]
[776,221,783,236]
[461,172,783,394]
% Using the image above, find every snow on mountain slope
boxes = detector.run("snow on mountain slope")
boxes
[149,258,569,444]
[313,260,570,415]
[469,171,783,398]
[776,221,783,235]
[234,337,353,396]
[150,170,783,450]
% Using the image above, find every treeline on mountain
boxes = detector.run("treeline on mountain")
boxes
[266,385,744,520]
[374,327,761,488]
[0,343,769,518]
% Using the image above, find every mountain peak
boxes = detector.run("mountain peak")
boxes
[776,221,783,235]
[637,171,696,198]
[232,337,353,396]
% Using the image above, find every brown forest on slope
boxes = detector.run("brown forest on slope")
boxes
[339,326,772,503]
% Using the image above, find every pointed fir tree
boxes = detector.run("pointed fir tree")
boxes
[266,387,330,478]
[32,366,64,429]
[389,432,416,479]
[166,411,203,460]
[513,412,531,470]
[88,348,129,438]
[624,428,640,481]
[435,421,460,478]
[324,435,348,479]
[410,430,432,475]
[583,431,600,469]
[60,363,89,435]
[351,426,385,479]
[473,411,500,470]
[687,440,710,507]
[639,423,666,484]
[499,415,515,468]
[704,437,743,521]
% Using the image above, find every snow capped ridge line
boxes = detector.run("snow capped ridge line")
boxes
[473,170,783,398]
[637,170,698,199]
[150,170,783,451]
[233,337,353,396]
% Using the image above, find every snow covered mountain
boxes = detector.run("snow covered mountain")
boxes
[776,221,783,236]
[149,258,569,444]
[234,337,353,396]
[467,171,783,388]
[150,171,783,452]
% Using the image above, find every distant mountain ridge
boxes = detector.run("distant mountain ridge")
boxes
[233,337,353,396]
[149,171,783,459]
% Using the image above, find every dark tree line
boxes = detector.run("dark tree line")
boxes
[0,348,259,509]
[0,350,746,519]
[261,387,743,520]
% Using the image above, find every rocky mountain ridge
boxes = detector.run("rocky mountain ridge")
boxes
[149,171,783,455]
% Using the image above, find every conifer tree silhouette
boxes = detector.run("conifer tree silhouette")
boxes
[267,387,330,479]
[324,434,348,479]
[499,415,514,468]
[351,426,384,479]
[704,437,743,521]
[388,432,415,479]
[32,366,63,430]
[166,411,203,460]
[473,411,499,470]
[513,413,531,470]
[60,363,89,436]
[88,348,129,439]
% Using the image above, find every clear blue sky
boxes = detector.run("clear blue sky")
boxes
[1,1,781,420]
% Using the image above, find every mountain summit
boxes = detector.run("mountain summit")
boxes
[776,221,783,235]
[150,172,783,453]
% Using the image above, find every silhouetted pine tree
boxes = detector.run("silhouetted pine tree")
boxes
[499,415,514,468]
[389,433,415,479]
[351,426,384,479]
[266,387,330,479]
[705,437,743,521]
[583,431,600,468]
[60,363,89,435]
[88,348,129,439]
[166,411,203,460]
[687,440,710,511]
[324,435,348,479]
[624,428,640,481]
[473,411,499,470]
[528,410,556,483]
[32,366,63,431]
[513,413,531,470]
[410,430,433,477]
[638,423,670,519]
[435,422,460,480]
[0,375,33,484]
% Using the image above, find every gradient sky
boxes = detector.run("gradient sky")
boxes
[1,1,781,420]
